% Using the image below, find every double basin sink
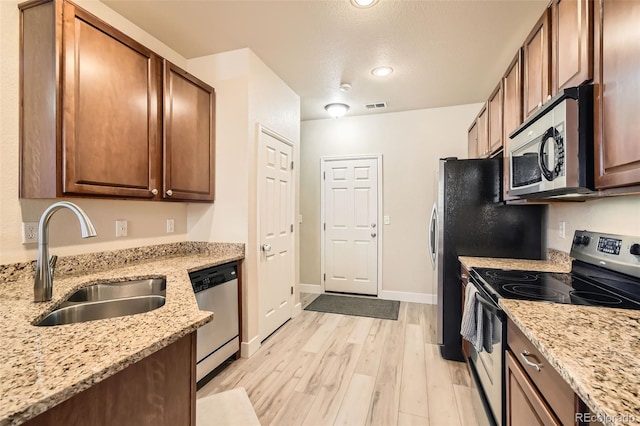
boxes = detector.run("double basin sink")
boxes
[36,278,166,326]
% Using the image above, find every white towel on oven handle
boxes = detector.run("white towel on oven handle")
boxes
[460,282,484,353]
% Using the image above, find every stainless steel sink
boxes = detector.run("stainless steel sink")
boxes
[66,278,166,302]
[34,278,167,326]
[36,295,166,326]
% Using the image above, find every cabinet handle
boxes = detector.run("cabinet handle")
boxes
[151,189,158,196]
[520,351,542,372]
[461,274,469,279]
[166,190,173,197]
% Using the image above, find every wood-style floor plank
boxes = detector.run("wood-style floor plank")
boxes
[196,297,479,426]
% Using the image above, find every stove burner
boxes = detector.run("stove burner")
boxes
[569,291,623,305]
[501,283,569,303]
[485,271,538,282]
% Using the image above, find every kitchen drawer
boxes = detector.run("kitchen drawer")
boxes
[507,320,576,425]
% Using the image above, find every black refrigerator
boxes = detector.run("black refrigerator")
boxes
[429,157,546,361]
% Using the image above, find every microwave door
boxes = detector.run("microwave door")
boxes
[510,135,544,196]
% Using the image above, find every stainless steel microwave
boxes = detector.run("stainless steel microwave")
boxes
[508,85,594,198]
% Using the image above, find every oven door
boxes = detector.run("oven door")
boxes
[467,280,505,426]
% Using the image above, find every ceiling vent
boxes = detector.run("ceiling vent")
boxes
[365,102,388,110]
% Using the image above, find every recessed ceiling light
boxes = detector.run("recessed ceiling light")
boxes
[350,0,379,8]
[325,103,350,119]
[372,66,393,77]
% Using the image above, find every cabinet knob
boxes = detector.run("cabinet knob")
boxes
[166,190,173,197]
[151,189,158,196]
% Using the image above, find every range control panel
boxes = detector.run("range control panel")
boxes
[571,230,640,279]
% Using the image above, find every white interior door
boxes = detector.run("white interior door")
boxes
[259,129,294,341]
[323,157,379,295]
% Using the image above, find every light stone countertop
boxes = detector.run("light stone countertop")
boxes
[501,300,640,426]
[0,242,244,426]
[458,250,639,426]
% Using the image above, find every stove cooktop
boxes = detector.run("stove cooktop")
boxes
[471,267,640,310]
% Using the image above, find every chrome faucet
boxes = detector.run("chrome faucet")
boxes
[34,202,98,302]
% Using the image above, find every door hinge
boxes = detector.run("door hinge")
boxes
[291,286,294,295]
[291,161,294,170]
[323,273,326,281]
[323,171,326,180]
[323,222,326,231]
[290,224,294,232]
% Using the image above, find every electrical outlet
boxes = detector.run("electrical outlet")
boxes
[115,220,128,237]
[384,216,390,225]
[22,222,38,244]
[166,219,175,233]
[559,221,566,239]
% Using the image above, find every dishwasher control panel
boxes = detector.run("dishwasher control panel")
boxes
[189,263,237,293]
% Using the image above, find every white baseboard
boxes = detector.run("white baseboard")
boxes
[378,290,436,304]
[299,283,322,294]
[292,302,302,317]
[240,335,261,358]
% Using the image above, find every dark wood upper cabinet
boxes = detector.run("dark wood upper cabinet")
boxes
[523,8,551,119]
[477,104,489,158]
[488,81,503,155]
[163,62,215,202]
[502,51,523,201]
[593,0,640,189]
[468,121,478,159]
[19,0,215,202]
[551,0,593,95]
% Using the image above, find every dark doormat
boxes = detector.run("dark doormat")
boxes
[304,294,400,320]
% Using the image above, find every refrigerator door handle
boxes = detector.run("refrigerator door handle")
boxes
[428,202,438,270]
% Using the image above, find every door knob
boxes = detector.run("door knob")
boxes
[262,243,272,252]
[371,233,377,238]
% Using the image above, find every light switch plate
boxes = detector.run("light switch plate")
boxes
[384,216,390,225]
[115,220,128,237]
[167,219,175,233]
[559,221,566,239]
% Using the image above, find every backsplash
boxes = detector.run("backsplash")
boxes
[0,242,244,284]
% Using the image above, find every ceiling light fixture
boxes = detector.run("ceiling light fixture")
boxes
[350,0,378,8]
[371,66,393,77]
[325,103,350,118]
[339,83,352,92]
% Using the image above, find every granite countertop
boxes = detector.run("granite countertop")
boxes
[501,300,640,426]
[0,242,244,426]
[458,250,639,426]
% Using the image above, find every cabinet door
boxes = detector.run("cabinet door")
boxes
[61,2,162,198]
[164,62,215,201]
[523,9,551,119]
[505,351,561,426]
[477,105,489,158]
[551,0,593,94]
[502,51,523,201]
[488,81,503,155]
[468,121,479,159]
[593,0,640,189]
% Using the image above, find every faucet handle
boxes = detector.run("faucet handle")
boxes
[49,255,58,276]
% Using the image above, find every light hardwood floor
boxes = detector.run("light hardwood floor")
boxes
[197,294,479,426]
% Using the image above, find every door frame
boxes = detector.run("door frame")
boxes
[256,124,296,340]
[320,154,383,296]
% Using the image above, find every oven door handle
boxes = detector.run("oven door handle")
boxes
[475,292,501,316]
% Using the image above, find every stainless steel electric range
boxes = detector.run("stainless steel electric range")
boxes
[465,230,640,426]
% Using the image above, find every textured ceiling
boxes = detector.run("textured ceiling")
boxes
[101,0,548,120]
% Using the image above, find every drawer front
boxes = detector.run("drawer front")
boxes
[507,320,576,425]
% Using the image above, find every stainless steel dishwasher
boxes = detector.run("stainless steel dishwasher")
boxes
[189,262,239,384]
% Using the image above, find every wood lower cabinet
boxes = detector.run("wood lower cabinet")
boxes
[551,0,593,95]
[164,62,215,201]
[19,0,215,202]
[523,8,551,119]
[593,0,640,189]
[25,333,197,426]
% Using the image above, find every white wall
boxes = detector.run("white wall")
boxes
[547,196,640,251]
[0,0,191,264]
[186,49,300,351]
[300,104,482,299]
